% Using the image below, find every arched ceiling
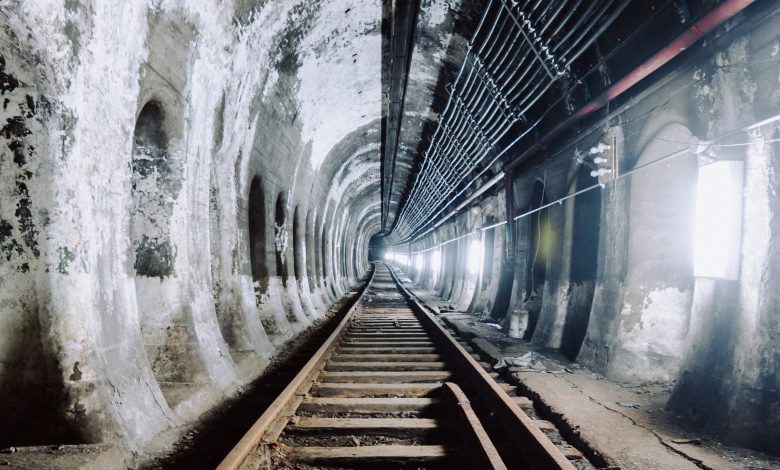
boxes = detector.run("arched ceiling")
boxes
[266,0,705,252]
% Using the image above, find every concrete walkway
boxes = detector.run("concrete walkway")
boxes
[408,287,780,470]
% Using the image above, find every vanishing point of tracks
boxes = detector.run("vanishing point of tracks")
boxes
[217,263,585,469]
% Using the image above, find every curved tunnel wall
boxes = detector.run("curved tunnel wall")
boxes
[388,6,780,454]
[0,0,778,461]
[0,0,381,454]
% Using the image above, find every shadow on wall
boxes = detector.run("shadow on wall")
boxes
[274,192,289,284]
[248,175,277,335]
[210,162,256,362]
[0,305,81,447]
[560,165,601,360]
[0,33,87,446]
[520,180,550,339]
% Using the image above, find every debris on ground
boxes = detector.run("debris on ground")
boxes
[493,352,570,374]
[494,352,539,369]
[616,402,642,409]
[671,438,703,445]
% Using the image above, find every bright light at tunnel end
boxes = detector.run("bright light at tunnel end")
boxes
[430,249,441,275]
[467,238,484,275]
[693,160,744,280]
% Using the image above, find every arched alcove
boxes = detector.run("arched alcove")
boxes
[248,175,277,335]
[324,225,340,299]
[427,244,441,291]
[611,121,696,380]
[560,165,602,359]
[291,204,316,318]
[131,101,178,277]
[471,221,496,314]
[131,100,205,407]
[274,192,289,283]
[523,180,550,338]
[482,225,495,290]
[273,191,302,324]
[292,206,305,282]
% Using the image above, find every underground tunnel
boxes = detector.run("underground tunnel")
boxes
[0,0,778,468]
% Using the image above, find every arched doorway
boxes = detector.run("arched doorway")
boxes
[523,180,550,339]
[561,165,601,359]
[131,100,205,407]
[248,175,277,335]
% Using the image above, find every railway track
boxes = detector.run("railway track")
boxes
[218,262,588,469]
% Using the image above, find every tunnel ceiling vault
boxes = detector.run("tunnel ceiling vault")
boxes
[378,0,717,246]
[379,0,421,233]
[379,0,485,236]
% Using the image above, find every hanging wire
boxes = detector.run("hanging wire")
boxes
[390,0,629,243]
[400,109,780,255]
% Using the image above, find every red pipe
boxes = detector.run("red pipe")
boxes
[505,0,755,173]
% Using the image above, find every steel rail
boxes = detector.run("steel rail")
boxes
[216,266,376,470]
[218,261,579,469]
[387,265,575,469]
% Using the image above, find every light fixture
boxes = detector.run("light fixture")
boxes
[590,168,612,177]
[589,142,611,154]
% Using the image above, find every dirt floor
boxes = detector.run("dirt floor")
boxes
[408,284,780,470]
[0,444,127,469]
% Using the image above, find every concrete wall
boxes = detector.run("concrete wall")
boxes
[0,0,381,456]
[1,0,778,461]
[397,3,780,455]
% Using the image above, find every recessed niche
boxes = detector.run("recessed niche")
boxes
[248,175,278,336]
[131,100,205,408]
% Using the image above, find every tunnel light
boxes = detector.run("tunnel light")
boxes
[590,168,612,177]
[589,142,611,154]
[414,254,423,271]
[693,160,743,280]
[467,238,483,275]
[430,249,441,274]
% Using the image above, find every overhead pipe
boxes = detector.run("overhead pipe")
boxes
[407,108,780,256]
[400,0,754,246]
[435,171,506,230]
[396,0,621,239]
[381,0,422,233]
[505,0,755,173]
[395,0,532,235]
